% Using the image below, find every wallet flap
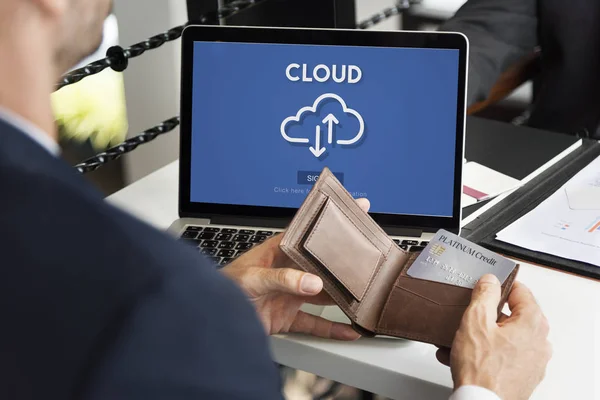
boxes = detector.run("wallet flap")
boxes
[280,167,400,332]
[304,199,384,301]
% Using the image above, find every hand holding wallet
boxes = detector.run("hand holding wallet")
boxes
[280,167,519,348]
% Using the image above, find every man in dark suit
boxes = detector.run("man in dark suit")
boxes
[440,0,600,138]
[0,1,550,399]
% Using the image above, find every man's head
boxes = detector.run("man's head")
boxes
[0,0,112,139]
[47,0,112,73]
[3,0,112,75]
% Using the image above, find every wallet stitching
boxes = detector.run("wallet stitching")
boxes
[324,181,391,252]
[305,201,382,301]
[297,193,328,241]
[329,199,386,258]
[395,285,471,306]
[283,180,328,245]
[384,242,394,259]
[376,279,399,330]
[287,194,359,317]
[376,288,462,346]
[376,276,395,329]
[363,252,384,302]
[359,247,407,322]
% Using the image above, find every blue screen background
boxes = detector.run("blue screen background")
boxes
[190,42,459,217]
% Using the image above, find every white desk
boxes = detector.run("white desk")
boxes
[107,160,600,400]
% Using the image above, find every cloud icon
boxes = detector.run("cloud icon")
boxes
[280,93,365,146]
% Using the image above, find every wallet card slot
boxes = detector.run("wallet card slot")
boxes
[303,199,384,302]
[376,283,468,348]
[392,275,472,307]
[375,253,519,347]
[374,251,473,347]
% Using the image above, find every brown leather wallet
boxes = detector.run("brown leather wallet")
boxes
[280,167,519,348]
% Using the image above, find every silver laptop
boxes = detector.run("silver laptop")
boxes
[169,25,468,267]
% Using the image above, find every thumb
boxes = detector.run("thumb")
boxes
[355,198,370,213]
[253,268,324,297]
[467,274,502,326]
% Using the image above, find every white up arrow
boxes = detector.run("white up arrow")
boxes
[322,113,340,144]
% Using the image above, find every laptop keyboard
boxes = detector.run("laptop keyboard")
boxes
[393,239,429,253]
[179,225,430,268]
[179,225,278,267]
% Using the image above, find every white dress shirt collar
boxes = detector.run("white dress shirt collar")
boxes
[0,106,60,156]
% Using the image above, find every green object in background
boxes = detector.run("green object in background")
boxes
[52,14,128,151]
[52,68,128,150]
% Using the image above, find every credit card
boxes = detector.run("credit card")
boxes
[406,229,517,288]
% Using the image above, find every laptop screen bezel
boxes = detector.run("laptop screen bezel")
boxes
[179,25,468,234]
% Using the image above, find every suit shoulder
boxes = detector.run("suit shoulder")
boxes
[86,263,284,400]
[0,156,280,399]
[0,160,204,280]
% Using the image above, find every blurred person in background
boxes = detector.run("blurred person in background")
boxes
[441,0,600,139]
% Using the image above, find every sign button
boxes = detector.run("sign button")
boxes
[297,170,344,185]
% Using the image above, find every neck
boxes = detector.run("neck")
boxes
[0,28,58,142]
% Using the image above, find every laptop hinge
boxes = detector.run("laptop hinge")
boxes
[210,215,290,229]
[382,226,425,238]
[210,217,429,236]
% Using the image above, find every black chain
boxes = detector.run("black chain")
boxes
[73,117,180,174]
[73,1,417,174]
[56,0,264,91]
[356,0,421,30]
[56,25,185,91]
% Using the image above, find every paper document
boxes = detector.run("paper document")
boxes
[496,156,600,267]
[461,162,521,208]
[461,193,477,207]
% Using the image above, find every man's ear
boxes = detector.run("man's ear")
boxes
[31,0,68,18]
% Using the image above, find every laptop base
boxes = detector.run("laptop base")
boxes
[168,218,433,268]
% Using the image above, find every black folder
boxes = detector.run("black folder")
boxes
[462,135,600,280]
[462,117,584,221]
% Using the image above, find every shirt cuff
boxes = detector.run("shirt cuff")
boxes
[449,385,501,400]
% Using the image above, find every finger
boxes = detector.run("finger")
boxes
[506,281,543,322]
[465,274,502,326]
[304,291,337,306]
[498,312,510,323]
[435,347,451,367]
[236,234,284,266]
[289,311,361,341]
[253,267,324,297]
[355,198,370,213]
[259,233,284,254]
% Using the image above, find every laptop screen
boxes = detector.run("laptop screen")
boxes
[189,41,460,217]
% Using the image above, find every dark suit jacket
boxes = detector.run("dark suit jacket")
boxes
[0,118,283,400]
[440,0,600,138]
